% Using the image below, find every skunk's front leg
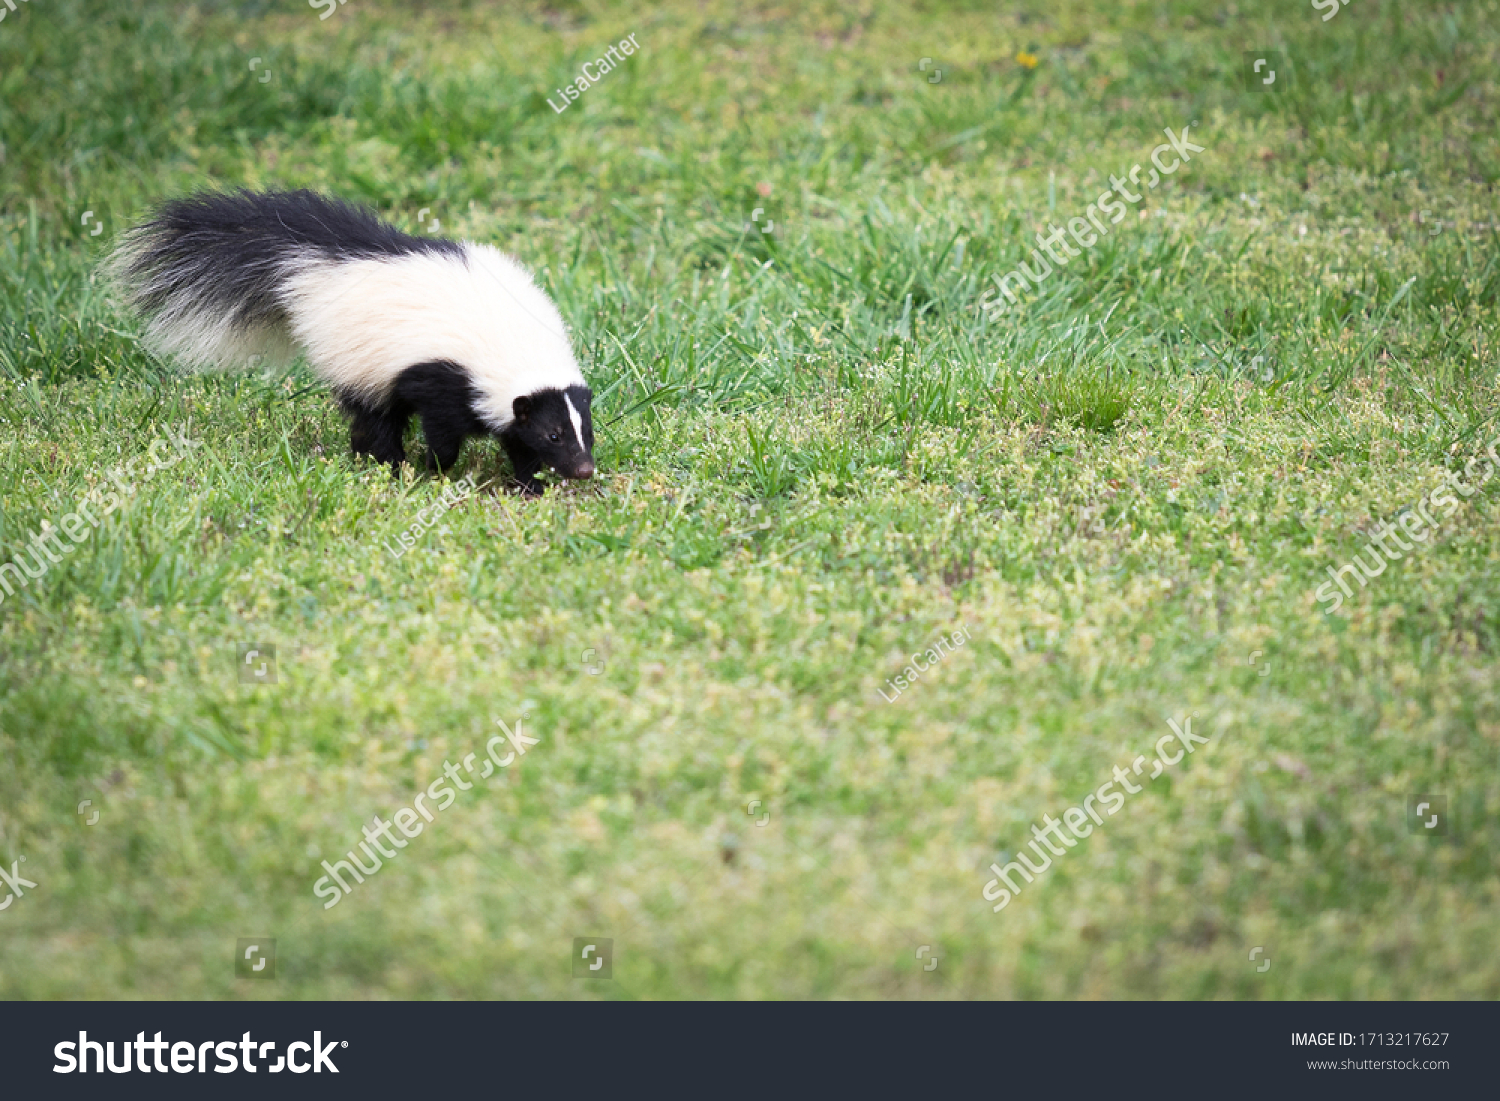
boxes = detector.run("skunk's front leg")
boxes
[500,435,545,496]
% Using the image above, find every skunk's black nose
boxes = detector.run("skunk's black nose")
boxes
[573,461,595,479]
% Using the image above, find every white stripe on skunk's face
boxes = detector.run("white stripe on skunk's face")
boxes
[564,391,587,452]
[505,385,595,480]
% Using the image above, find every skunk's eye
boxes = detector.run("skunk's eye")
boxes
[548,432,560,443]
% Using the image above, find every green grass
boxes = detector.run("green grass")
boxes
[2,0,1498,999]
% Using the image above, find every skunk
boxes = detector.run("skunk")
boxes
[110,189,594,494]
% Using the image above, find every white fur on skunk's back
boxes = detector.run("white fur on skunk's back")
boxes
[282,245,584,429]
[110,190,585,432]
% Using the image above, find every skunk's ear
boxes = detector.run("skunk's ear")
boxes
[512,395,532,422]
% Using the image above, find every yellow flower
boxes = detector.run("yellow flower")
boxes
[1016,50,1039,69]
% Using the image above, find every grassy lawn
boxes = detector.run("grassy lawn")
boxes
[2,0,1498,999]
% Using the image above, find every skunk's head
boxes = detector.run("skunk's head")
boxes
[508,385,595,480]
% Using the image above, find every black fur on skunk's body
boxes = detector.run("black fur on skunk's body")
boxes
[110,189,594,494]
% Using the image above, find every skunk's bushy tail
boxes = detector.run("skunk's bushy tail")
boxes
[108,189,462,372]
